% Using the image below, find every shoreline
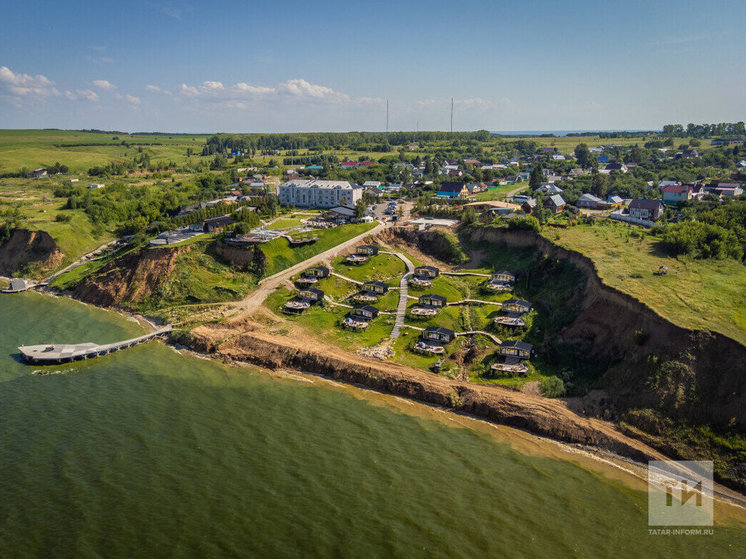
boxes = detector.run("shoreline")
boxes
[171,342,746,520]
[12,287,746,514]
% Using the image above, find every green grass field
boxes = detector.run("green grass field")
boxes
[0,129,209,173]
[331,253,406,286]
[265,218,303,230]
[261,222,377,277]
[549,222,746,345]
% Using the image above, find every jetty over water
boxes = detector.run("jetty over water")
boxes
[18,327,172,364]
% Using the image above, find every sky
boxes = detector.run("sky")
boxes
[0,0,744,133]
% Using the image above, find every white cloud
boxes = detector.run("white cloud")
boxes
[92,79,116,90]
[171,77,366,106]
[278,78,346,101]
[146,84,161,92]
[0,66,59,98]
[64,88,99,102]
[235,82,276,95]
[125,94,141,105]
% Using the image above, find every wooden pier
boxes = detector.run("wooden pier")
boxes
[18,327,172,364]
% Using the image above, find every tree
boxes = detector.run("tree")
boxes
[574,143,592,169]
[529,162,543,190]
[355,199,367,219]
[462,206,477,224]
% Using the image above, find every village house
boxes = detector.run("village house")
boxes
[350,306,379,320]
[704,182,744,197]
[362,280,388,295]
[499,340,533,359]
[712,138,744,146]
[662,183,702,204]
[543,194,566,214]
[629,198,665,221]
[521,199,537,214]
[577,193,605,209]
[422,326,455,345]
[502,299,531,314]
[418,294,447,308]
[605,162,628,173]
[535,183,563,195]
[436,181,470,198]
[201,215,234,232]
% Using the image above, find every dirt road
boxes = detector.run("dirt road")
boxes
[232,221,385,316]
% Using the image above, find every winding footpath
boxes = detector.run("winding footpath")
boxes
[385,249,415,339]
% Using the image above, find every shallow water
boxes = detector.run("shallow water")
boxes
[0,293,744,557]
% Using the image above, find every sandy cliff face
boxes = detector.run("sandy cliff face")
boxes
[459,226,746,428]
[73,246,187,307]
[184,320,663,462]
[213,242,265,273]
[0,229,64,276]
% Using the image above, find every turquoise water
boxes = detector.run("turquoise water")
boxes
[0,293,744,557]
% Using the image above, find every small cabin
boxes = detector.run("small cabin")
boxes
[350,305,379,320]
[499,340,533,359]
[299,288,324,302]
[418,294,447,308]
[414,266,439,279]
[304,266,330,279]
[492,271,515,283]
[356,244,379,256]
[502,299,531,314]
[363,280,388,295]
[422,326,455,345]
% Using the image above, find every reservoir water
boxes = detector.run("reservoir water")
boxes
[1,293,744,557]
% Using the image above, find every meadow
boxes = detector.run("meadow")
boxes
[0,129,209,173]
[549,222,746,345]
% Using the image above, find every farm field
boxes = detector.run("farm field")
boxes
[549,222,746,345]
[0,129,209,173]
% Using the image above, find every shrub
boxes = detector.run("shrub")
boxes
[658,221,743,260]
[539,376,566,398]
[54,213,73,223]
[507,215,541,233]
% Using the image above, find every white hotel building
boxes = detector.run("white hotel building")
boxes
[278,179,362,208]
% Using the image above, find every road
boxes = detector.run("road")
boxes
[232,221,385,316]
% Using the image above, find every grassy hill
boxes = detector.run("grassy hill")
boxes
[547,221,746,345]
[0,129,209,173]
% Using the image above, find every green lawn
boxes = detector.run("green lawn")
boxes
[473,181,528,201]
[550,222,746,345]
[331,253,406,286]
[264,288,395,349]
[266,218,303,230]
[261,222,377,277]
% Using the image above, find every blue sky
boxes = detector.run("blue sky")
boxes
[1,0,744,133]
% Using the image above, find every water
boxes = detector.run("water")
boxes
[1,293,744,557]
